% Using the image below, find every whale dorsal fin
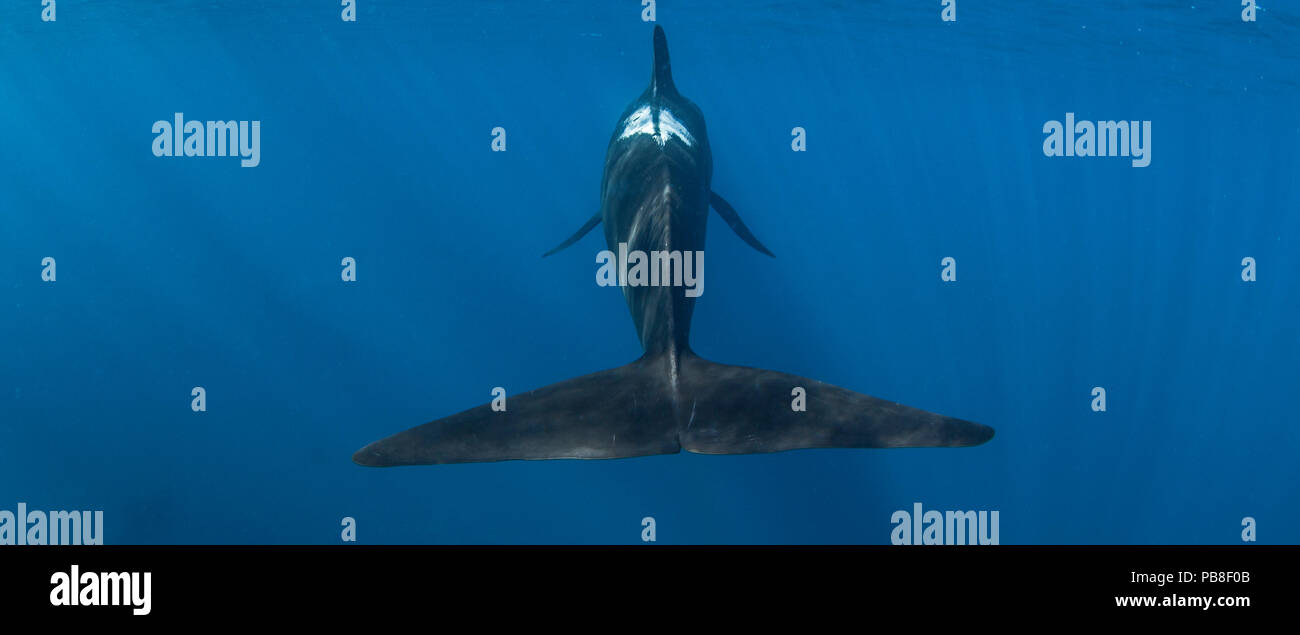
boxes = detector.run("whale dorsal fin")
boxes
[651,25,675,96]
[710,192,775,257]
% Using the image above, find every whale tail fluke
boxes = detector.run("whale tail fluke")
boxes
[353,351,991,467]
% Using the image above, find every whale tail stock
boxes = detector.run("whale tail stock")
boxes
[352,351,993,467]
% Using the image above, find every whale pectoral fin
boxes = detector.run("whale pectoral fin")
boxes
[352,360,681,466]
[679,355,993,453]
[542,212,603,257]
[710,192,775,257]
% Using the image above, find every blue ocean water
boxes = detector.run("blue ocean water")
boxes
[1,1,1296,544]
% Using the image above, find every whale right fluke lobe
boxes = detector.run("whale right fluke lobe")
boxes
[679,354,993,453]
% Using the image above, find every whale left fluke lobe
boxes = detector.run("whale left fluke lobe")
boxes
[352,356,682,466]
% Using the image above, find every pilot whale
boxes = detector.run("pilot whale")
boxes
[352,26,993,467]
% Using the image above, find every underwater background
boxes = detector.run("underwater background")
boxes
[1,0,1297,544]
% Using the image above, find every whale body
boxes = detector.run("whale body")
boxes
[352,26,993,467]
